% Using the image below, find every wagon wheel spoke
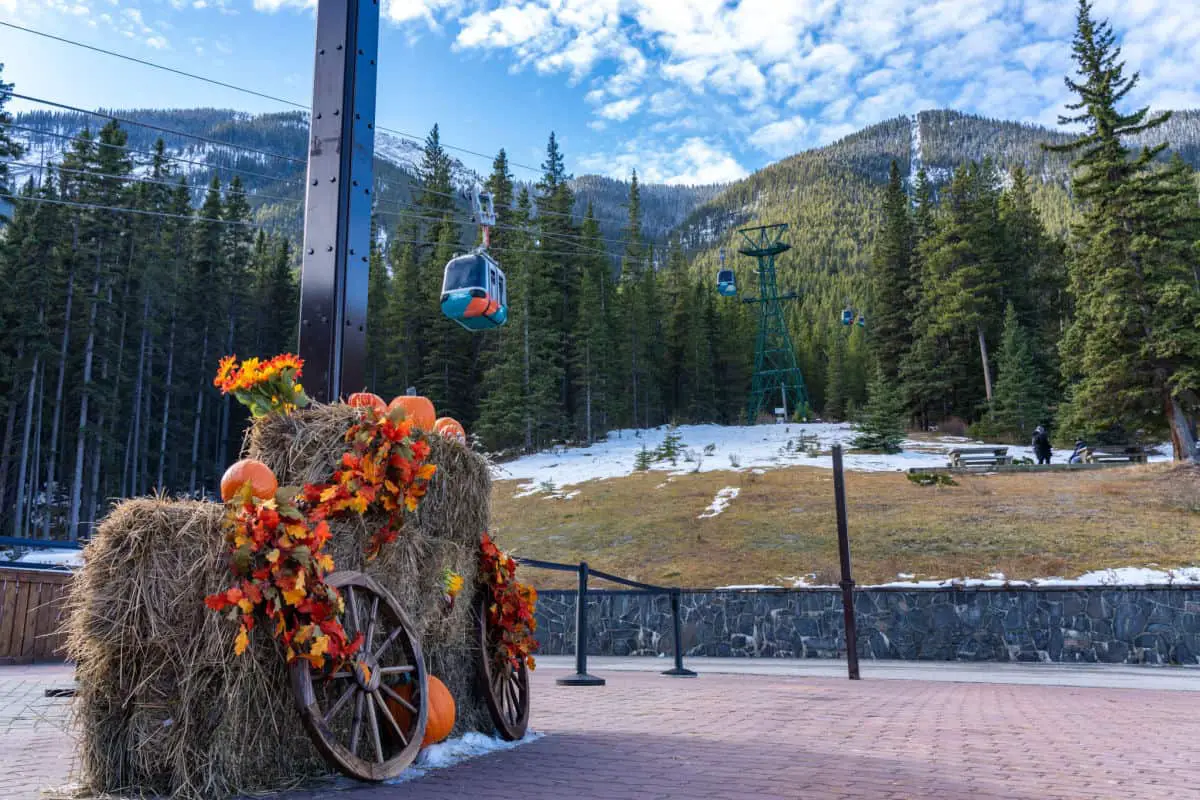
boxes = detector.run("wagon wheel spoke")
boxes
[365,596,379,652]
[349,691,365,757]
[378,665,415,675]
[323,683,357,726]
[364,689,385,764]
[374,626,403,660]
[347,586,362,633]
[330,671,353,680]
[372,690,408,748]
[379,682,419,716]
[504,676,520,718]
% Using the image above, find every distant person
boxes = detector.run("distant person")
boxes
[1032,425,1052,465]
[1069,440,1086,464]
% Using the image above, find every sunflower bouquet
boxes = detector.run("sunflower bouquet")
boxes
[215,354,310,418]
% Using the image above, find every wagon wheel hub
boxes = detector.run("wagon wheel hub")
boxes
[353,656,381,692]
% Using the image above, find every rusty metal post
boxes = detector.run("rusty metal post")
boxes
[556,561,605,686]
[297,0,377,402]
[661,589,697,677]
[833,445,860,680]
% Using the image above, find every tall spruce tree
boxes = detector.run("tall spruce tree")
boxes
[869,160,913,379]
[1046,0,1199,460]
[990,302,1046,439]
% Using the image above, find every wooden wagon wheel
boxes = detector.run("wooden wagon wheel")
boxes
[476,591,530,741]
[290,571,428,782]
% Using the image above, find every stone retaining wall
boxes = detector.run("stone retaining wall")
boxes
[533,586,1200,665]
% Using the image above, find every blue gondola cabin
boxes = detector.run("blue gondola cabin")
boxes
[441,252,508,330]
[717,269,737,297]
[841,308,854,326]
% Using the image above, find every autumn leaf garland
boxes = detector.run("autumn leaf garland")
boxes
[479,533,539,671]
[206,385,438,669]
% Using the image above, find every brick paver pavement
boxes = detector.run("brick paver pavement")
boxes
[0,664,75,799]
[4,662,1198,799]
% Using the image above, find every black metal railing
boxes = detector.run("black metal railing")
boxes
[516,556,697,686]
[0,536,83,572]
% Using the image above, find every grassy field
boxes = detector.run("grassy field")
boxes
[490,463,1200,590]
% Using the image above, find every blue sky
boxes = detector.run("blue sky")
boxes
[2,0,1198,186]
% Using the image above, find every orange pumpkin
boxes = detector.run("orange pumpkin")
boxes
[433,417,466,444]
[388,395,436,430]
[385,675,455,748]
[347,392,386,414]
[220,459,278,503]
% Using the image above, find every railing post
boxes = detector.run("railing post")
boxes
[661,588,697,677]
[833,445,861,680]
[556,561,605,686]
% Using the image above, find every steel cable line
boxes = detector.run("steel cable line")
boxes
[4,91,307,165]
[10,160,304,207]
[0,21,643,200]
[380,233,619,263]
[370,208,616,259]
[372,198,632,254]
[0,191,297,227]
[384,180,637,229]
[0,21,308,111]
[7,123,304,186]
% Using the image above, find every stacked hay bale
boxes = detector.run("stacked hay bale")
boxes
[66,404,493,799]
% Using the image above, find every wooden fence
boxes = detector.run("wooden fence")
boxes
[0,567,72,664]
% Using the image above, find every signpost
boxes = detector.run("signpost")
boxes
[297,0,380,403]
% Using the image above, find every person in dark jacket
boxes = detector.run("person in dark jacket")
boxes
[1032,425,1052,464]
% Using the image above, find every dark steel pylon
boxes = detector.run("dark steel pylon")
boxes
[737,224,809,423]
[297,0,380,402]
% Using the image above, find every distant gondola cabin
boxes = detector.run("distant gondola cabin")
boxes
[841,308,854,326]
[441,252,507,330]
[717,269,737,297]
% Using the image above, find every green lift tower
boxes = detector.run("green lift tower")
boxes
[737,224,810,423]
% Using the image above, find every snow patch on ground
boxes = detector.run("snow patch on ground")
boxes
[698,487,739,519]
[494,423,1170,489]
[5,549,82,568]
[713,567,1200,590]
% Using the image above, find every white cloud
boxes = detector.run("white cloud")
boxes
[145,35,169,50]
[232,0,1200,164]
[749,116,809,156]
[596,97,643,121]
[251,0,315,11]
[580,135,748,185]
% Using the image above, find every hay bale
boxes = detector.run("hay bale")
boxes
[67,404,494,798]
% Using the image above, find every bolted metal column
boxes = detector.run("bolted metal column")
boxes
[297,0,378,402]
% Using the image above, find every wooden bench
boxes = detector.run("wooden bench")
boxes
[1084,445,1148,464]
[948,446,1012,470]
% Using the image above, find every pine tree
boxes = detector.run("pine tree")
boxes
[1046,0,1199,460]
[869,160,913,380]
[998,166,1066,401]
[571,203,615,441]
[990,302,1046,439]
[852,367,906,453]
[365,218,391,392]
[535,132,577,439]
